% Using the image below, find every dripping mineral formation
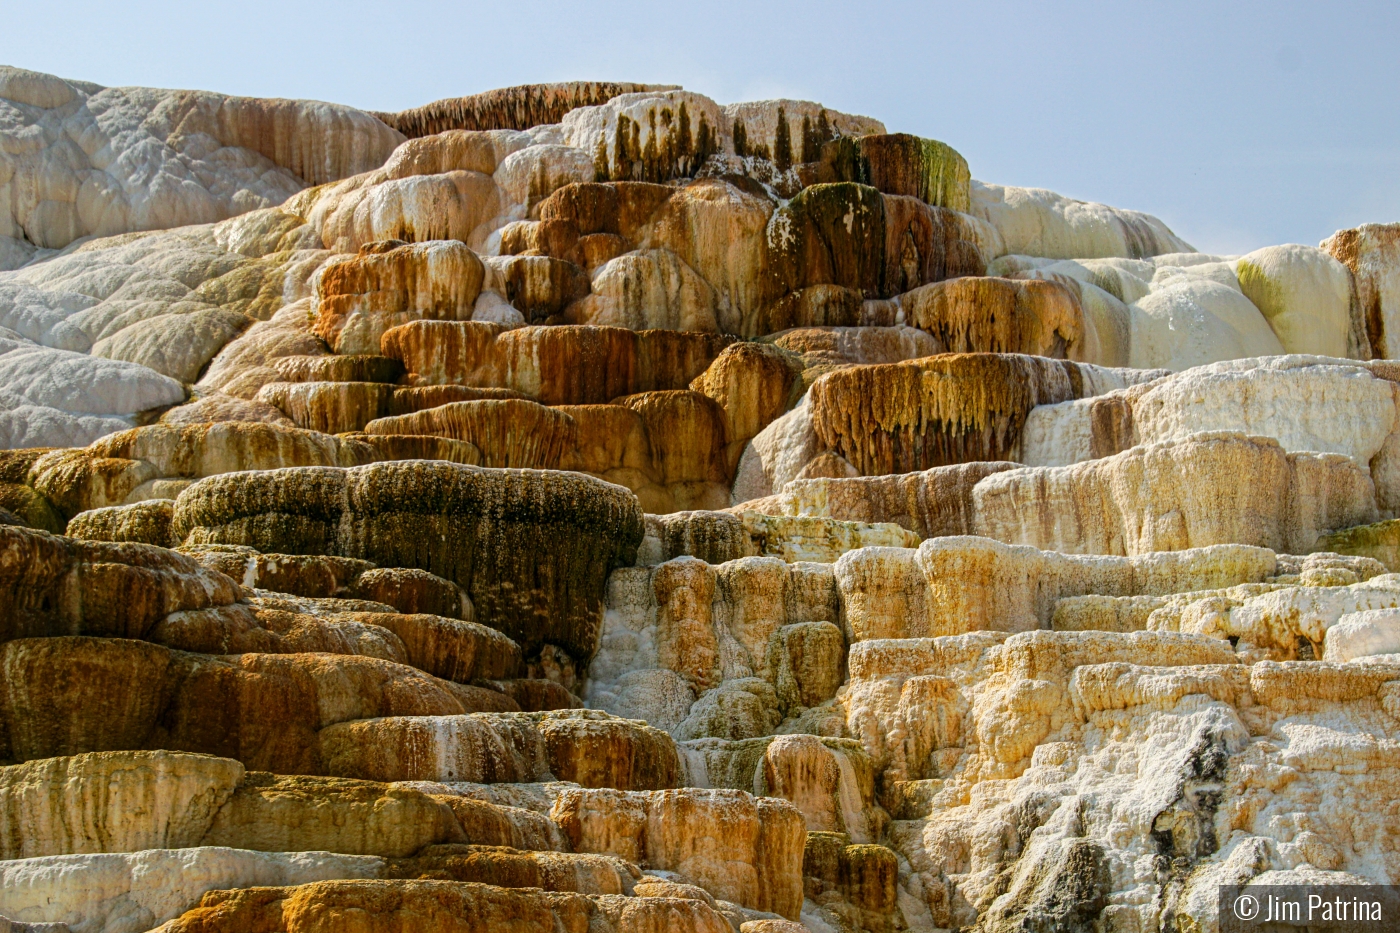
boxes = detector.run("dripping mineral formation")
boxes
[0,63,1398,933]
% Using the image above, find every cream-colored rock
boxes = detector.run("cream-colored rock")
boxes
[561,89,852,174]
[196,300,329,398]
[160,391,294,427]
[0,340,184,448]
[0,67,402,251]
[1323,608,1400,660]
[0,751,244,859]
[1234,244,1352,357]
[970,181,1192,260]
[0,206,336,444]
[1131,356,1398,462]
[90,309,251,384]
[1025,354,1400,470]
[493,144,597,219]
[290,169,503,255]
[313,241,484,355]
[551,786,805,918]
[729,398,821,505]
[1049,552,1387,639]
[1322,222,1400,359]
[877,646,1400,930]
[972,433,1376,555]
[0,848,381,933]
[1129,272,1284,370]
[1221,574,1400,656]
[567,249,718,332]
[379,129,530,179]
[674,679,782,740]
[990,255,1156,304]
[721,100,885,162]
[994,252,1309,373]
[842,629,1235,782]
[588,555,847,731]
[738,512,919,563]
[633,509,914,566]
[741,457,1017,534]
[835,536,1276,641]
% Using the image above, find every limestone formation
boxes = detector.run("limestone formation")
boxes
[807,354,1155,475]
[4,64,1400,933]
[313,240,484,354]
[174,460,644,667]
[744,432,1377,554]
[1324,222,1400,359]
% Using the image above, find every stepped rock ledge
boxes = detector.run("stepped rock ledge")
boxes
[0,63,1397,933]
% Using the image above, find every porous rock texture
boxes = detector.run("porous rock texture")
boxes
[3,65,1400,933]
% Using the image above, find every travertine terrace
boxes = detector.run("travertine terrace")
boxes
[1,64,1399,932]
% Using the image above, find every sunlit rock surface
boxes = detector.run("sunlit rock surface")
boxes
[2,65,1400,933]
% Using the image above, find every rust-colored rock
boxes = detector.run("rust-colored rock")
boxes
[551,787,806,919]
[902,276,1085,358]
[491,254,591,324]
[0,637,517,769]
[314,241,484,355]
[539,182,678,242]
[881,195,985,295]
[808,354,1081,474]
[257,382,398,435]
[690,342,803,472]
[350,567,469,619]
[364,400,578,469]
[615,391,728,486]
[271,354,406,384]
[765,183,886,304]
[0,524,240,645]
[382,322,734,405]
[348,434,485,465]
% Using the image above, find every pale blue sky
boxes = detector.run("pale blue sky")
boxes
[4,0,1398,254]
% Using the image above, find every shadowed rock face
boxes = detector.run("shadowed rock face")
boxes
[0,524,241,643]
[173,461,644,666]
[375,83,674,137]
[0,637,518,769]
